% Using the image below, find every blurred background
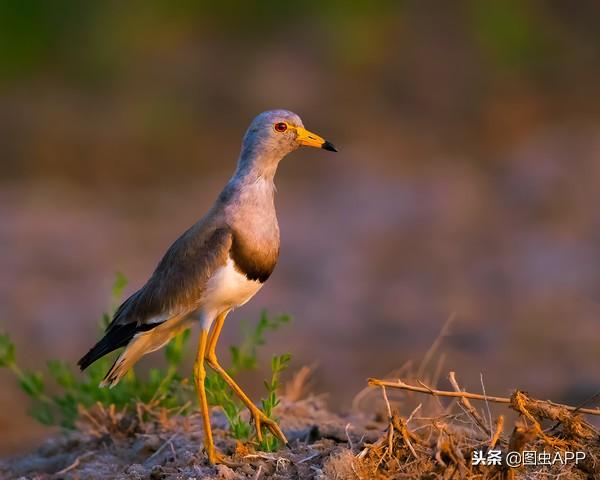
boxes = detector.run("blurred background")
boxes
[2,1,600,454]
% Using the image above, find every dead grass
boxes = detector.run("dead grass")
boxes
[356,371,600,479]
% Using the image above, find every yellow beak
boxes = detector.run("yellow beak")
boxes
[295,127,338,152]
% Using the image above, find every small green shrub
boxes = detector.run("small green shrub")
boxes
[0,274,292,452]
[0,273,192,427]
[259,352,292,451]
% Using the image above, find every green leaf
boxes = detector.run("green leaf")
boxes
[231,419,251,439]
[20,371,44,398]
[29,403,54,425]
[47,360,75,389]
[276,314,292,325]
[53,394,78,428]
[0,333,16,367]
[148,368,162,386]
[230,346,240,368]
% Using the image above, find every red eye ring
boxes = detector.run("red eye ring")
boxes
[274,122,288,133]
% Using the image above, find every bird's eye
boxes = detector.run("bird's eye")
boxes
[274,122,288,133]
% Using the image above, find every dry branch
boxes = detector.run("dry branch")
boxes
[368,377,600,416]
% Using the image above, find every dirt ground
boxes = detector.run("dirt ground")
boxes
[0,396,382,480]
[3,385,599,480]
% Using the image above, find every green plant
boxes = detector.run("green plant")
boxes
[229,311,291,375]
[0,273,193,427]
[0,274,293,452]
[259,352,292,451]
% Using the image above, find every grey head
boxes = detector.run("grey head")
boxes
[236,109,337,177]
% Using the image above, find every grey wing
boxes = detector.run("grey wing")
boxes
[78,225,232,370]
[116,225,232,327]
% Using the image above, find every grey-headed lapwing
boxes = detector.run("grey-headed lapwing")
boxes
[78,110,337,464]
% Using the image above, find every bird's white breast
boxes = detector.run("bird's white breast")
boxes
[200,256,263,329]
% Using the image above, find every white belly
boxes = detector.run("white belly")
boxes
[200,257,262,329]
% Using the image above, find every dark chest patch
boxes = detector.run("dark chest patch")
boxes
[230,231,279,283]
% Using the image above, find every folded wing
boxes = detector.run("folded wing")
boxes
[78,224,232,370]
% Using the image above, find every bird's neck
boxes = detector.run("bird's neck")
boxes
[223,154,278,207]
[234,146,284,183]
[222,154,279,237]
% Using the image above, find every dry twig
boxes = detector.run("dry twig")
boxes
[54,452,94,477]
[368,378,600,416]
[417,313,455,378]
[381,385,394,459]
[489,415,504,449]
[146,433,179,463]
[448,371,491,436]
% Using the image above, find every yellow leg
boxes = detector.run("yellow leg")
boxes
[193,328,221,464]
[206,310,226,357]
[206,312,288,445]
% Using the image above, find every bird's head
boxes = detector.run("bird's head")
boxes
[240,110,337,169]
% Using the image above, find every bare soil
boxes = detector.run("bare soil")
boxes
[0,397,382,480]
[3,385,599,480]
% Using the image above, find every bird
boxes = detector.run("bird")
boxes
[77,110,337,464]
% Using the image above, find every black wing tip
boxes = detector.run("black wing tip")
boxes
[77,334,120,371]
[77,348,99,371]
[77,321,163,371]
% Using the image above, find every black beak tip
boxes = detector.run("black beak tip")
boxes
[321,141,338,152]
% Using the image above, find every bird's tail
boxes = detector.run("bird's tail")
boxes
[99,334,155,388]
[99,322,188,387]
[78,315,190,388]
[77,322,154,371]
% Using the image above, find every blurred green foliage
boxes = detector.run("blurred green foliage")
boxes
[1,0,598,184]
[0,274,292,452]
[0,1,578,81]
[468,0,552,70]
[0,0,398,80]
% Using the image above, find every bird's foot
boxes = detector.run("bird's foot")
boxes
[250,407,288,445]
[205,447,229,466]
